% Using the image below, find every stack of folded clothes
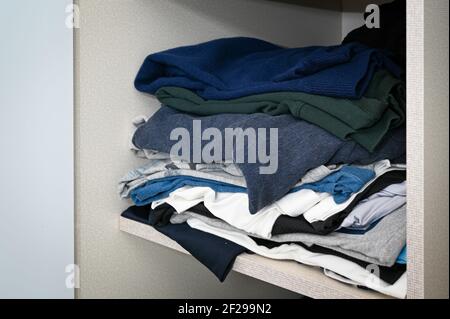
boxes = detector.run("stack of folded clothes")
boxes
[119,32,407,298]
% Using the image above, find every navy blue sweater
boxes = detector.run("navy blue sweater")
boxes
[135,37,401,100]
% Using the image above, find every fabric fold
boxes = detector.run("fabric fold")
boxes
[171,204,406,268]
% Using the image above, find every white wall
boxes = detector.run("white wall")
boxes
[75,0,342,298]
[0,0,74,298]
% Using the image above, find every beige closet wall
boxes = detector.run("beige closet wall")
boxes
[74,0,342,298]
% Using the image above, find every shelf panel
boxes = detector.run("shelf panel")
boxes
[120,217,392,299]
[268,0,342,11]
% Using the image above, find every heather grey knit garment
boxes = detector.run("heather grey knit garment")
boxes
[133,106,406,213]
[119,158,245,199]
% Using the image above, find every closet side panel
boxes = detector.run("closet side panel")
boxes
[423,0,449,299]
[407,0,449,299]
[407,0,425,299]
[75,0,342,298]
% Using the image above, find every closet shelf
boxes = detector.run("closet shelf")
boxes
[119,216,392,299]
[268,0,342,11]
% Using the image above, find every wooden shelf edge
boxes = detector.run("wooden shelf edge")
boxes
[119,216,392,299]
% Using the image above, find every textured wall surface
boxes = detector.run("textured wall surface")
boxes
[75,0,342,298]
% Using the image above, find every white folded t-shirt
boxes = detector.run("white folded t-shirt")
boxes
[152,186,328,238]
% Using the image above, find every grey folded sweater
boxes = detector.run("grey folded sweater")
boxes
[133,106,406,213]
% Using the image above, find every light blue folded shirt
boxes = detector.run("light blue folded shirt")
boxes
[131,176,246,206]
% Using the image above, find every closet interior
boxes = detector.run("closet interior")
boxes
[75,0,448,299]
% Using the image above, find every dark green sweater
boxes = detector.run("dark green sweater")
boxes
[156,70,405,152]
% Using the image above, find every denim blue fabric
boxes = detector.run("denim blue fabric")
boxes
[293,166,375,204]
[135,37,401,100]
[130,166,375,207]
[336,219,382,235]
[133,107,406,214]
[130,176,246,206]
[396,246,407,265]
